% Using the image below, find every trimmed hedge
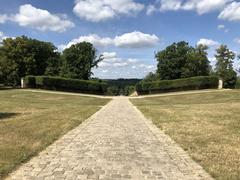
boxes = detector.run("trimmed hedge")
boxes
[24,76,107,95]
[24,76,36,88]
[136,76,219,95]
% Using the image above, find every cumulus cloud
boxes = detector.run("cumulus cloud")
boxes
[99,53,138,67]
[12,4,74,32]
[98,52,156,72]
[94,53,156,78]
[197,38,220,46]
[150,0,232,15]
[160,0,182,12]
[182,0,231,14]
[102,52,117,59]
[114,31,159,48]
[62,34,113,49]
[59,31,160,50]
[73,0,144,22]
[0,14,8,23]
[218,2,240,21]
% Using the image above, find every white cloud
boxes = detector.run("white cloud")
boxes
[152,0,231,15]
[59,31,160,50]
[146,5,157,15]
[98,52,155,72]
[138,64,155,69]
[102,52,117,59]
[160,0,182,12]
[12,4,74,32]
[73,0,144,22]
[62,34,113,49]
[94,53,156,79]
[218,2,240,21]
[114,31,159,48]
[0,14,8,23]
[99,55,138,68]
[197,38,220,46]
[182,0,231,15]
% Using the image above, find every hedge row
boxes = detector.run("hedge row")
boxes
[136,76,219,95]
[24,76,107,95]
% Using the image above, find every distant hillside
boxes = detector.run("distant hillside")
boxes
[104,79,142,96]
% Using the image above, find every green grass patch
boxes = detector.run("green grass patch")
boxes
[131,90,240,180]
[0,90,110,178]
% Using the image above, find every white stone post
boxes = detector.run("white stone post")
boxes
[21,78,25,88]
[218,79,223,89]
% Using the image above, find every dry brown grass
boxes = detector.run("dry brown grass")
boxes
[0,89,110,178]
[131,90,240,180]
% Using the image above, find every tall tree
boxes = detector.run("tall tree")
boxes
[156,41,190,80]
[156,41,210,80]
[0,36,60,85]
[61,42,103,80]
[182,44,210,78]
[215,45,237,88]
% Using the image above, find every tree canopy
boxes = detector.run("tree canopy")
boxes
[0,37,103,85]
[0,36,60,85]
[156,41,210,80]
[61,42,103,80]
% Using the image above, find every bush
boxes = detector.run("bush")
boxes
[24,76,107,95]
[136,76,219,95]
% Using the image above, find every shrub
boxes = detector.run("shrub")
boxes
[24,76,107,95]
[136,76,219,95]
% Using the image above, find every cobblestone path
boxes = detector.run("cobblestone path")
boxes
[8,98,212,180]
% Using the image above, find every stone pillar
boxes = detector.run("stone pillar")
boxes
[218,79,223,89]
[21,78,25,88]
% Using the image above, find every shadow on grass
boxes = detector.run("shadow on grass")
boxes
[0,113,20,120]
[0,87,21,91]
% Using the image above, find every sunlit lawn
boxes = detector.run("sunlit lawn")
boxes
[131,90,240,180]
[0,89,110,178]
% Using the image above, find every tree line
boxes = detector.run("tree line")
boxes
[0,36,238,89]
[144,41,238,88]
[0,36,102,86]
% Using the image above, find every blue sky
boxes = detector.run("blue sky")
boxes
[0,0,240,79]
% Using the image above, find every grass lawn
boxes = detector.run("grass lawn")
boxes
[0,89,110,178]
[131,90,240,180]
